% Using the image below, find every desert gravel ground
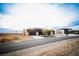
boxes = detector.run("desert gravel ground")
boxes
[2,38,79,56]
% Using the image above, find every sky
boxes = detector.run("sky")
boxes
[0,3,79,30]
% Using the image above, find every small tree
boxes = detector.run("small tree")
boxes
[42,29,49,36]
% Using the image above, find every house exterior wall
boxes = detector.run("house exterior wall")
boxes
[27,29,43,35]
[23,29,29,36]
[55,30,66,36]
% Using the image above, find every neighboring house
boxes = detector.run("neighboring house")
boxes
[70,30,79,34]
[55,28,72,36]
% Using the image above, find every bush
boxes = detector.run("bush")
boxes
[0,34,25,42]
[42,29,49,36]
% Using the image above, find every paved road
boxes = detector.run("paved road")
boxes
[0,36,79,55]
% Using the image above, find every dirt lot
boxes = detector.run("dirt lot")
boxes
[2,38,79,56]
[0,34,31,42]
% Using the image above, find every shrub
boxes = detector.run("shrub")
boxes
[42,29,49,36]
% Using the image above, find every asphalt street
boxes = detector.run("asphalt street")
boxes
[0,36,79,55]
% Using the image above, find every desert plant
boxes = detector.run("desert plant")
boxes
[42,29,49,36]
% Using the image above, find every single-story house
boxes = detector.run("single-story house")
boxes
[70,30,79,34]
[55,28,72,36]
[23,28,55,36]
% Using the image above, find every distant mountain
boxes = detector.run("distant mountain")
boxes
[0,28,17,33]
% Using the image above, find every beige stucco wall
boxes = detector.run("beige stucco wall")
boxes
[55,30,66,36]
[23,29,29,36]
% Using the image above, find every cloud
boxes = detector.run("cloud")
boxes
[69,20,79,26]
[0,3,78,30]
